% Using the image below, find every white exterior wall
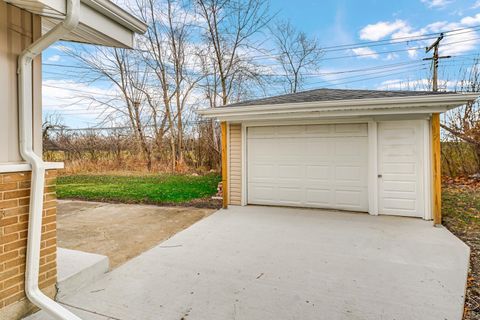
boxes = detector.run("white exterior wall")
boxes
[0,2,42,163]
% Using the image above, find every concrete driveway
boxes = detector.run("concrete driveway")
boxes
[27,206,469,320]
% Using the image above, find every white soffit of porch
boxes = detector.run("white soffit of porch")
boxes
[4,0,147,48]
[198,92,480,121]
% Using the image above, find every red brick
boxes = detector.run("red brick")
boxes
[4,239,27,252]
[0,251,19,263]
[0,199,18,210]
[3,205,29,217]
[0,285,20,300]
[3,173,31,183]
[0,183,17,191]
[0,216,18,227]
[18,198,30,206]
[4,189,30,200]
[3,222,28,234]
[0,233,19,245]
[0,267,19,282]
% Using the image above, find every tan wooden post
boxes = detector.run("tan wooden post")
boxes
[432,113,442,225]
[221,121,228,209]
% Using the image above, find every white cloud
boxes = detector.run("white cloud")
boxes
[42,79,121,126]
[376,78,455,91]
[351,47,379,59]
[473,1,480,9]
[421,0,451,8]
[47,55,61,62]
[359,20,408,41]
[385,53,399,61]
[358,12,480,60]
[407,48,418,58]
[460,13,480,26]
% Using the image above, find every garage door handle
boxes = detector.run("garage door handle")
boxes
[378,174,383,178]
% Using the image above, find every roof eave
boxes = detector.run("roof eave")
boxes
[4,0,147,48]
[198,93,479,121]
[81,0,147,34]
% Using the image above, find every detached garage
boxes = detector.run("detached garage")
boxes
[198,89,479,224]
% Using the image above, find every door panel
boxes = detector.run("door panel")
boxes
[378,121,425,217]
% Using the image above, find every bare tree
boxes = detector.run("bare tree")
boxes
[195,0,271,106]
[442,58,480,173]
[269,19,323,93]
[136,0,203,170]
[63,46,158,171]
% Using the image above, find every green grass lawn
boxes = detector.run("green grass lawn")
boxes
[57,174,221,205]
[442,183,480,320]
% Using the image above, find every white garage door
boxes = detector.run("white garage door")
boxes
[247,124,369,211]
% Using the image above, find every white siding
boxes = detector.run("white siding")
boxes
[0,2,42,163]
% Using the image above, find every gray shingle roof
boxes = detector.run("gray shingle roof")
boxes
[225,88,455,107]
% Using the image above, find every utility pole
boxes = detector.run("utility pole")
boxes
[424,33,451,92]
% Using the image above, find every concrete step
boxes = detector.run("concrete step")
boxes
[56,248,109,299]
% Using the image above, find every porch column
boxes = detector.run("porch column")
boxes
[221,121,228,209]
[432,113,442,225]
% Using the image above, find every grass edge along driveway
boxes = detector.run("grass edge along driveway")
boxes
[57,174,221,206]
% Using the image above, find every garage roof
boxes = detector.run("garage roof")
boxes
[225,88,457,108]
[4,0,147,48]
[198,88,479,121]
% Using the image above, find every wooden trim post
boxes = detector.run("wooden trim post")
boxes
[432,113,442,225]
[221,121,228,208]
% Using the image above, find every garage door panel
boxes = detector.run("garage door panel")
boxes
[306,165,330,180]
[277,187,303,204]
[248,185,276,202]
[335,166,364,184]
[305,189,333,206]
[305,124,332,134]
[335,189,366,209]
[277,165,304,178]
[247,124,368,212]
[334,123,368,135]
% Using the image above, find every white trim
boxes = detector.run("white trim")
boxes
[424,119,433,220]
[241,123,247,206]
[241,118,372,127]
[368,121,378,215]
[205,105,451,122]
[0,162,64,173]
[199,93,479,120]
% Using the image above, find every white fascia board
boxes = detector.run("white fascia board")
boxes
[198,93,479,121]
[211,105,450,122]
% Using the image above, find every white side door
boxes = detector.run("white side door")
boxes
[378,121,425,217]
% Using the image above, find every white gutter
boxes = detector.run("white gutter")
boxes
[198,92,480,118]
[18,0,82,319]
[81,0,147,34]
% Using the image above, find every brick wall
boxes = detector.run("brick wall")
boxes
[0,170,57,317]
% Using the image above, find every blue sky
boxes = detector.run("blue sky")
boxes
[42,0,480,127]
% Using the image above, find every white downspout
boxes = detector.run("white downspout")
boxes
[18,0,82,319]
